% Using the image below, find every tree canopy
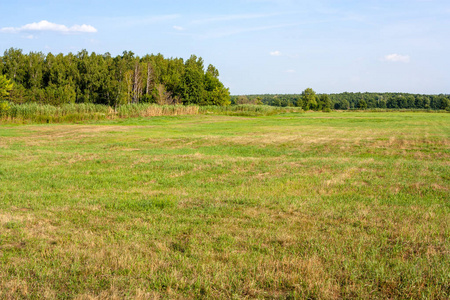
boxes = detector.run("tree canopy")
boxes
[0,48,230,106]
[232,91,450,111]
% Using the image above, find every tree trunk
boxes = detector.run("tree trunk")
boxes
[146,62,152,95]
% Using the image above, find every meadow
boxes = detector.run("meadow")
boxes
[0,111,449,299]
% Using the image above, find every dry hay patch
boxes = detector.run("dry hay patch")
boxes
[22,125,139,145]
[74,290,161,300]
[325,167,357,186]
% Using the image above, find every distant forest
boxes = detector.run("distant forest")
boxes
[232,92,450,111]
[0,48,230,106]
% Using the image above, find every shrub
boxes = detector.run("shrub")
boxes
[0,101,10,116]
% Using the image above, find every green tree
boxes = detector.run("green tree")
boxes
[318,94,332,111]
[439,97,450,110]
[2,48,26,84]
[203,71,230,105]
[0,74,14,100]
[406,95,415,108]
[340,99,350,110]
[181,55,205,105]
[357,99,367,109]
[25,51,44,89]
[206,64,219,78]
[301,88,317,110]
[0,49,229,107]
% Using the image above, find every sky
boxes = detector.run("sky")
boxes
[0,0,449,95]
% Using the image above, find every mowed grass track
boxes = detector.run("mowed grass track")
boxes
[0,112,449,299]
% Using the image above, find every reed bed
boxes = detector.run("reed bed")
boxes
[0,103,300,124]
[0,102,200,123]
[116,103,199,118]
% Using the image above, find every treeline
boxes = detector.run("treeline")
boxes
[233,91,450,111]
[0,48,230,106]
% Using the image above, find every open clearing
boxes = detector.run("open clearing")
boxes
[0,112,449,299]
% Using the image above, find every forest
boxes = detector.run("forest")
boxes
[0,48,230,107]
[232,91,450,111]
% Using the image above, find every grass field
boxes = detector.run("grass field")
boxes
[0,111,449,299]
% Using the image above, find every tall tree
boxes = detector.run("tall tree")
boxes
[301,88,317,110]
[318,94,331,111]
[132,61,143,103]
[2,48,26,84]
[146,62,153,96]
[181,55,205,105]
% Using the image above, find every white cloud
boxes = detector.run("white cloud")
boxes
[173,26,185,31]
[286,69,296,73]
[270,50,282,56]
[0,20,97,34]
[382,53,410,63]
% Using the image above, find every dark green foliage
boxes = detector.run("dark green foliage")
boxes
[318,94,332,111]
[301,88,317,110]
[0,48,230,106]
[330,92,449,110]
[236,92,450,111]
[357,99,367,109]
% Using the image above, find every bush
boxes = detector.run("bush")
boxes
[0,101,10,116]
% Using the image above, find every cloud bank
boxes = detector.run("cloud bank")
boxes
[0,20,97,34]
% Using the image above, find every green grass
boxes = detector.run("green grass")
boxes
[0,112,449,299]
[199,104,300,116]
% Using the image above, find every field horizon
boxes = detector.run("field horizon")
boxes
[0,111,449,299]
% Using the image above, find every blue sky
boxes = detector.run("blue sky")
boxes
[1,0,449,95]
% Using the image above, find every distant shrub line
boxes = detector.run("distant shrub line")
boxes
[235,91,450,111]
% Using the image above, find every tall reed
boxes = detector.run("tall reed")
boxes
[0,103,301,124]
[0,103,200,124]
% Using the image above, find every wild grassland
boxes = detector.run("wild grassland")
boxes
[0,103,200,124]
[0,112,449,299]
[0,103,297,124]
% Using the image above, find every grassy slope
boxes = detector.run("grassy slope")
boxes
[0,112,449,299]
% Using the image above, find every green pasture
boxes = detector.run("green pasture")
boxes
[0,112,449,299]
